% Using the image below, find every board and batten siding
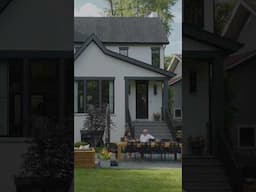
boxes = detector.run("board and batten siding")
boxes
[74,42,165,143]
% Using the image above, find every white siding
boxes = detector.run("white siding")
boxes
[128,80,163,121]
[106,45,165,69]
[74,42,165,142]
[183,61,209,154]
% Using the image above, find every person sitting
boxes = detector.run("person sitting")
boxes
[139,129,155,143]
[124,130,134,142]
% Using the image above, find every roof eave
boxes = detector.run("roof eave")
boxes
[75,34,174,78]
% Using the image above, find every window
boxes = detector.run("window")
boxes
[74,79,114,113]
[184,0,204,28]
[151,47,160,68]
[86,80,99,110]
[74,80,84,113]
[174,108,182,119]
[119,47,128,56]
[239,126,256,148]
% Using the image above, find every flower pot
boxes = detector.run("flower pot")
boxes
[100,160,111,168]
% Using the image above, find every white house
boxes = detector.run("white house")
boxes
[74,17,175,143]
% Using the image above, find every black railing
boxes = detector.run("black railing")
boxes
[127,109,135,138]
[216,131,243,192]
[163,107,176,141]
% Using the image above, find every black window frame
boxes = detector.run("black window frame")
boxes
[119,47,129,57]
[151,47,161,68]
[184,0,204,28]
[74,77,115,114]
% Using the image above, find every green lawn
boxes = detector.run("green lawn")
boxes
[75,168,182,192]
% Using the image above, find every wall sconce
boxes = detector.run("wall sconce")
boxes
[153,84,157,95]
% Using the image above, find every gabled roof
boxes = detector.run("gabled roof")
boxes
[75,17,169,44]
[75,34,174,78]
[222,0,256,39]
[225,50,256,71]
[169,76,182,86]
[167,54,182,72]
[184,24,242,53]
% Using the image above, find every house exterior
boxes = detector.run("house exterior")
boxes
[74,17,174,143]
[183,1,243,191]
[168,55,182,127]
[0,0,73,191]
[222,0,256,171]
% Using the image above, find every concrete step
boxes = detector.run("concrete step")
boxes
[183,155,232,192]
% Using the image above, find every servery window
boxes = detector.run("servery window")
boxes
[74,79,114,113]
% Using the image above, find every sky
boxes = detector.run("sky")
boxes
[74,0,182,56]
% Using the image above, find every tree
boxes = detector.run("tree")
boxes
[105,0,177,35]
[215,0,237,34]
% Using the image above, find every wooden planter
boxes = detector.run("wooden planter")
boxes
[74,148,96,168]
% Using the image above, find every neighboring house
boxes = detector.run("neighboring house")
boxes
[183,1,243,191]
[0,0,73,191]
[168,55,182,126]
[223,0,256,170]
[74,17,175,143]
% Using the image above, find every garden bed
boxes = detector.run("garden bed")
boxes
[74,148,95,168]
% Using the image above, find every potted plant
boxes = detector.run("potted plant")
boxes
[153,112,161,121]
[98,148,112,168]
[74,141,90,150]
[15,123,73,192]
[188,136,205,155]
[81,106,114,147]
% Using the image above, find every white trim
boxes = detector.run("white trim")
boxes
[222,0,242,36]
[237,125,256,149]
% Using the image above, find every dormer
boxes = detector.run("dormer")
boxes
[183,0,214,32]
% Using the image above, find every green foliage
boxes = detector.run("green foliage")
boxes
[168,87,174,112]
[215,0,237,34]
[104,0,177,35]
[74,141,88,148]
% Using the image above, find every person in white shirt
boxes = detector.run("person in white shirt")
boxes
[139,129,154,143]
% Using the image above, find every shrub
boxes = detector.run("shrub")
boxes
[74,141,88,148]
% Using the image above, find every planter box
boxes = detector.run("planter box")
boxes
[14,177,71,192]
[74,148,95,168]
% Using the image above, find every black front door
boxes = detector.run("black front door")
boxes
[136,81,148,119]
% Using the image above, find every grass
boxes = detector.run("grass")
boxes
[75,168,182,192]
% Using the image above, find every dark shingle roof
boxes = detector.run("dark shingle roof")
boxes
[75,34,174,78]
[75,17,169,44]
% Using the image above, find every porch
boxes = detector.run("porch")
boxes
[124,77,174,140]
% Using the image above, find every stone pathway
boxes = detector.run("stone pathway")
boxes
[96,153,182,169]
[111,160,181,169]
